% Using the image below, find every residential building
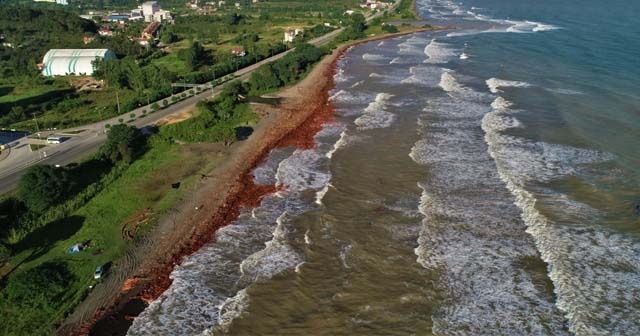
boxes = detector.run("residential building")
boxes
[142,21,161,39]
[231,46,246,57]
[284,28,304,43]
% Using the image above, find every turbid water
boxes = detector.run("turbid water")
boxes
[128,0,640,335]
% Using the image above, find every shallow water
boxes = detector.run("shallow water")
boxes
[129,0,640,334]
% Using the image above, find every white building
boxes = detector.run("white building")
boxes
[41,49,116,77]
[141,1,160,22]
[152,9,173,22]
[284,28,304,43]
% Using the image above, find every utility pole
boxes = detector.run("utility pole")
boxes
[32,113,40,136]
[116,90,121,114]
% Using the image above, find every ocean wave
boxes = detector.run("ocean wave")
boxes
[401,65,443,87]
[483,95,640,335]
[412,80,569,333]
[486,78,533,93]
[354,93,397,130]
[362,53,389,62]
[424,39,459,64]
[129,121,342,335]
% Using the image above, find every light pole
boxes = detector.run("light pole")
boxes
[32,113,40,137]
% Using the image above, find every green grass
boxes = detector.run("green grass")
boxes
[9,89,139,131]
[28,144,46,151]
[0,140,228,335]
[151,51,190,74]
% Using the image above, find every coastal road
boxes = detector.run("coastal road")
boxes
[0,1,399,195]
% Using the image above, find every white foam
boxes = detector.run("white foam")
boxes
[491,96,514,110]
[412,68,569,333]
[362,53,388,62]
[354,93,397,130]
[482,92,640,335]
[424,39,458,64]
[486,77,533,93]
[459,52,469,60]
[401,66,443,87]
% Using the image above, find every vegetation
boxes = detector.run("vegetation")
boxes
[384,0,419,21]
[335,13,368,42]
[247,43,325,94]
[0,125,228,334]
[18,165,74,213]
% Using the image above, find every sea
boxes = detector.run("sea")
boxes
[127,0,640,335]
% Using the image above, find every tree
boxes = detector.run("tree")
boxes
[101,124,144,164]
[18,165,74,213]
[178,41,209,71]
[160,31,178,44]
[4,261,75,307]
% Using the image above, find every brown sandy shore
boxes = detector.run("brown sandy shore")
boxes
[58,27,440,336]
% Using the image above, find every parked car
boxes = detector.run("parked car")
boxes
[94,265,105,279]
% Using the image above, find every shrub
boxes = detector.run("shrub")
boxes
[382,24,399,33]
[18,165,74,213]
[129,113,136,119]
[105,123,111,128]
[118,118,124,123]
[162,99,169,107]
[151,102,160,111]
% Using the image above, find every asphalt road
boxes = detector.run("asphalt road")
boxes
[0,3,397,195]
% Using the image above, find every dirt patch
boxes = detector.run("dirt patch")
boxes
[155,109,193,126]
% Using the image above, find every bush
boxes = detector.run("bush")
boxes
[18,165,74,213]
[100,124,145,164]
[118,118,124,123]
[4,261,75,306]
[0,243,10,264]
[105,123,111,129]
[151,102,160,111]
[171,96,179,102]
[162,99,169,107]
[129,113,136,119]
[382,24,398,33]
[142,109,147,114]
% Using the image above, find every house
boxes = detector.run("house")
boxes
[142,21,161,39]
[231,46,246,57]
[284,28,303,43]
[152,10,173,22]
[98,27,114,36]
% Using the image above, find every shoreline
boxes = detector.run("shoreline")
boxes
[64,26,442,336]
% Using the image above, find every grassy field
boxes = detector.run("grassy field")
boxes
[0,140,228,335]
[150,52,190,74]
